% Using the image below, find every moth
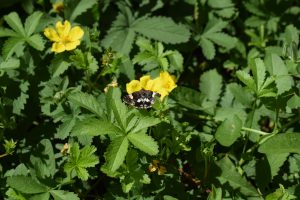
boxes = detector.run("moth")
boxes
[123,89,160,109]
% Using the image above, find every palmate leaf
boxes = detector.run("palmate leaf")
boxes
[129,116,161,133]
[64,143,99,180]
[24,11,43,36]
[2,37,25,59]
[132,16,190,44]
[104,136,129,172]
[127,131,159,155]
[7,176,48,194]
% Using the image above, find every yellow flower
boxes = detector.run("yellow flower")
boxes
[52,2,64,13]
[44,20,84,53]
[126,80,142,94]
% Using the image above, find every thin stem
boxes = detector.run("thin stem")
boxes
[0,153,8,158]
[241,127,271,136]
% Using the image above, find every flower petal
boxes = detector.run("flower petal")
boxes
[140,75,151,89]
[52,42,65,53]
[56,20,71,37]
[44,27,60,42]
[126,80,142,94]
[65,40,80,51]
[68,26,84,41]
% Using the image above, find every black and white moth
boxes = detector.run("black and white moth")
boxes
[123,89,160,109]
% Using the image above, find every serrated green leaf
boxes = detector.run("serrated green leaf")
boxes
[168,50,183,73]
[50,190,80,200]
[7,176,48,194]
[215,115,242,146]
[199,37,215,60]
[129,116,161,133]
[30,139,56,178]
[4,12,25,36]
[105,136,129,172]
[72,118,121,136]
[24,11,43,36]
[199,69,223,110]
[132,16,190,44]
[30,192,50,200]
[2,37,25,59]
[56,117,76,139]
[64,143,99,180]
[26,34,44,50]
[250,58,266,92]
[267,54,293,95]
[66,0,97,21]
[68,92,105,119]
[0,57,20,71]
[5,188,27,200]
[206,32,237,49]
[0,27,18,37]
[171,86,203,110]
[228,83,253,107]
[215,157,259,196]
[203,18,227,35]
[287,95,300,109]
[106,88,127,130]
[13,81,29,115]
[266,153,289,179]
[236,70,256,92]
[258,133,300,154]
[207,185,222,200]
[49,57,71,77]
[127,131,159,155]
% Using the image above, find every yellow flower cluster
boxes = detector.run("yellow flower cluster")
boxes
[126,71,177,99]
[44,20,84,53]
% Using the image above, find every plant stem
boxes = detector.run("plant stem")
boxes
[241,127,271,135]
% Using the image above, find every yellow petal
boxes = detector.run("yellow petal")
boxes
[158,71,177,92]
[56,20,71,37]
[140,75,151,88]
[144,79,155,91]
[52,42,65,53]
[44,27,60,42]
[53,2,64,13]
[68,26,84,41]
[65,40,80,51]
[126,80,142,94]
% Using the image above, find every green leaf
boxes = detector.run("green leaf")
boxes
[0,57,20,71]
[129,116,161,133]
[199,37,215,60]
[132,16,190,44]
[13,81,29,115]
[207,185,222,200]
[4,12,25,36]
[24,11,43,36]
[206,32,237,49]
[0,27,18,37]
[171,86,203,110]
[202,18,227,35]
[266,153,289,179]
[250,58,266,92]
[30,139,56,178]
[26,34,45,51]
[199,69,223,110]
[287,95,300,109]
[258,133,300,154]
[7,176,48,194]
[30,192,50,200]
[50,190,80,200]
[72,118,121,136]
[104,136,129,172]
[106,88,127,130]
[65,0,98,21]
[127,131,159,155]
[267,54,293,95]
[49,57,71,77]
[215,115,242,146]
[2,37,25,59]
[236,70,256,92]
[68,91,105,119]
[56,117,76,139]
[64,143,99,180]
[215,157,259,196]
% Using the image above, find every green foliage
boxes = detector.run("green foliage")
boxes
[2,0,300,199]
